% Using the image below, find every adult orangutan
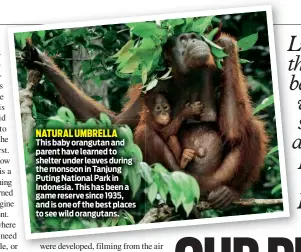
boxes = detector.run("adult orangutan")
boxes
[22,31,268,208]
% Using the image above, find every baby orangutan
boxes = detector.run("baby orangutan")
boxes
[134,93,203,170]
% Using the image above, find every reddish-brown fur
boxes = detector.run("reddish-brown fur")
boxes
[134,94,200,170]
[191,35,268,203]
[134,105,183,171]
[213,34,268,192]
[22,32,268,208]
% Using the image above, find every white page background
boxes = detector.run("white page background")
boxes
[0,0,299,251]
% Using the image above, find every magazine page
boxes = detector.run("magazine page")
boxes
[0,1,300,251]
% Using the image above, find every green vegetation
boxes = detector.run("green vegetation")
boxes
[15,11,282,232]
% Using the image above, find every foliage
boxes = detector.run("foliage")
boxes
[25,108,200,232]
[112,17,258,91]
[16,11,283,229]
[214,12,283,217]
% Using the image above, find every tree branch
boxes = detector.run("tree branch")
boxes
[138,198,283,224]
[19,69,42,143]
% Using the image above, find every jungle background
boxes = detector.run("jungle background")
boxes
[14,11,283,232]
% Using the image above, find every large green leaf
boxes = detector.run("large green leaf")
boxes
[119,55,140,74]
[201,34,223,49]
[122,165,130,180]
[183,202,194,217]
[127,166,141,198]
[192,16,213,34]
[148,183,158,204]
[158,180,169,203]
[145,79,158,92]
[116,51,133,65]
[207,27,219,41]
[153,163,169,174]
[130,22,159,37]
[211,47,228,58]
[141,64,148,84]
[253,95,274,115]
[271,184,282,195]
[126,144,143,163]
[46,116,67,129]
[100,113,112,128]
[140,38,156,49]
[140,162,153,184]
[237,33,258,52]
[189,176,200,201]
[267,146,278,156]
[172,172,194,204]
[57,107,76,125]
[117,125,134,144]
[112,40,135,58]
[83,118,98,127]
[166,19,185,28]
[168,178,182,210]
[133,38,157,59]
